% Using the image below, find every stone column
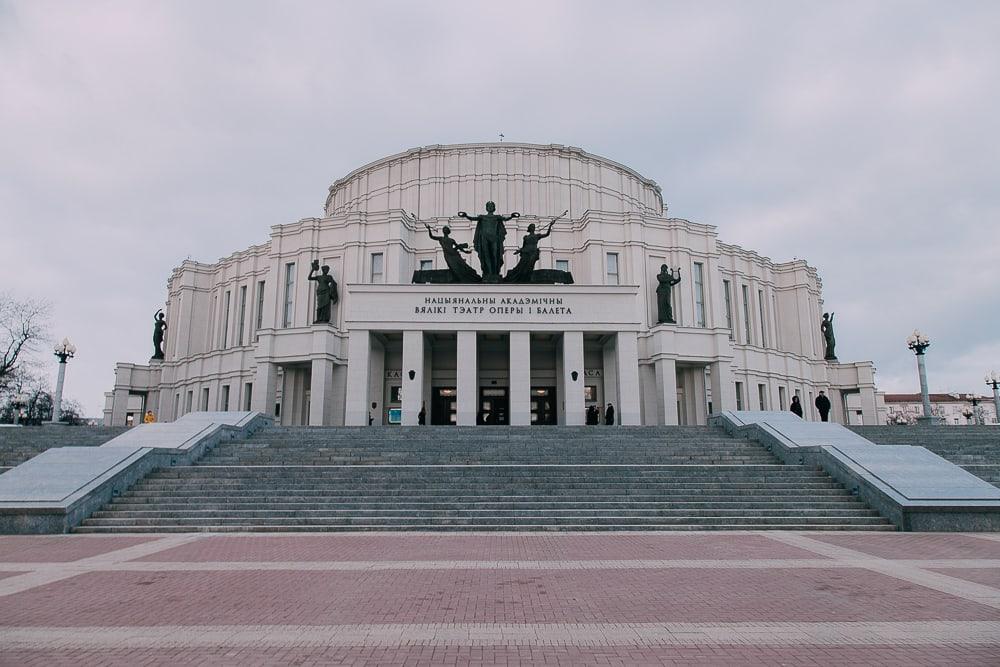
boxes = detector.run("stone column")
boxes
[509,331,531,425]
[709,361,737,414]
[654,358,679,425]
[344,329,371,426]
[110,387,128,426]
[251,361,279,418]
[401,330,424,426]
[614,331,641,425]
[309,358,335,426]
[456,331,478,426]
[562,331,585,425]
[330,364,348,426]
[602,337,619,420]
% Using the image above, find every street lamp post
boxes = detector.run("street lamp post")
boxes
[50,338,77,424]
[906,330,941,425]
[987,370,1000,425]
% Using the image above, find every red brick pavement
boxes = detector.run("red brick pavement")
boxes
[0,535,157,562]
[929,567,1000,588]
[138,533,825,563]
[810,533,1000,560]
[3,566,996,626]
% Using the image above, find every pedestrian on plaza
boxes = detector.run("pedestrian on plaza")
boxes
[815,391,832,422]
[790,395,803,418]
[143,410,156,424]
[605,403,615,426]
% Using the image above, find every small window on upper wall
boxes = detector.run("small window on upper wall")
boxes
[419,259,433,272]
[606,253,619,285]
[371,253,384,283]
[555,259,569,273]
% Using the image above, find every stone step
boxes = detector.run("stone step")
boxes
[73,523,899,533]
[107,499,871,510]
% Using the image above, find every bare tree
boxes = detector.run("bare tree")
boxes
[0,293,50,391]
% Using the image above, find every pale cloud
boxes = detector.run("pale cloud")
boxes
[1,0,998,415]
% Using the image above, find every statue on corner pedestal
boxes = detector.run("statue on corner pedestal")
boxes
[308,260,339,323]
[152,309,167,360]
[821,312,837,360]
[655,265,681,324]
[504,210,568,283]
[458,201,520,282]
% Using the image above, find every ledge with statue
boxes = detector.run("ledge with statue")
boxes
[411,202,574,285]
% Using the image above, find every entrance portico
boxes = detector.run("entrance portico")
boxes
[343,285,643,427]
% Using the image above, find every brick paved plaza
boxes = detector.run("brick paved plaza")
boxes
[0,532,998,665]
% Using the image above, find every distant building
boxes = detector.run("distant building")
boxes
[878,393,997,425]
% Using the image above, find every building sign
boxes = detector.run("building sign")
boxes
[414,295,573,317]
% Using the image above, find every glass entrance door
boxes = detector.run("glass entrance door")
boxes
[431,387,457,425]
[479,387,509,425]
[531,386,557,425]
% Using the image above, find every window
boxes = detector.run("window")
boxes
[221,385,230,412]
[237,285,247,346]
[370,253,384,283]
[741,285,752,344]
[201,387,210,411]
[255,280,265,334]
[723,280,734,340]
[778,386,787,411]
[221,290,231,348]
[174,393,180,419]
[693,262,706,327]
[758,289,767,348]
[244,382,253,411]
[282,263,295,328]
[758,384,767,411]
[419,259,433,272]
[735,382,744,411]
[555,259,569,273]
[185,390,193,414]
[606,253,619,285]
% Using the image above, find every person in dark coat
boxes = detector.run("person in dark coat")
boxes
[605,403,615,426]
[790,395,804,418]
[815,391,832,422]
[586,405,599,425]
[418,403,426,425]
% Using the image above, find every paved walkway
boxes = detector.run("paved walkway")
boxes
[1,532,999,665]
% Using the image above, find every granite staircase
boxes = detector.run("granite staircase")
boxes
[851,425,1000,488]
[0,426,128,472]
[76,425,894,532]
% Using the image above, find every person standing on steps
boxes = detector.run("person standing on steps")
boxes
[605,403,615,426]
[790,395,804,418]
[815,391,832,422]
[418,403,426,425]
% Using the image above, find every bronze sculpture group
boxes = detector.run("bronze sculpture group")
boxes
[412,202,571,284]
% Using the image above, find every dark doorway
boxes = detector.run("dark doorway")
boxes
[479,387,509,425]
[531,386,557,425]
[431,387,457,425]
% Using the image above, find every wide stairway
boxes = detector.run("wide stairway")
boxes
[77,426,894,532]
[0,426,128,472]
[851,425,1000,488]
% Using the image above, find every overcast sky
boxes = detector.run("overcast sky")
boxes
[2,1,998,416]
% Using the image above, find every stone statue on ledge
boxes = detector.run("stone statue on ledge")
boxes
[504,211,567,283]
[423,223,482,283]
[655,265,681,324]
[458,201,520,282]
[821,312,837,360]
[152,309,167,360]
[308,260,339,323]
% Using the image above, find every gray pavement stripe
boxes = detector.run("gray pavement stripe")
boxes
[971,533,1000,544]
[2,621,999,649]
[4,558,1000,573]
[766,532,1000,609]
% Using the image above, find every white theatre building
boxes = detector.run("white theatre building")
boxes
[104,143,878,427]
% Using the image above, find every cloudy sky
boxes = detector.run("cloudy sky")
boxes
[2,0,998,416]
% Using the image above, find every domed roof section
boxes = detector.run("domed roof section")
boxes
[324,143,663,219]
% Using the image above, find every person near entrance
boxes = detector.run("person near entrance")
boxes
[418,403,426,425]
[815,391,832,422]
[605,403,615,426]
[790,395,804,418]
[586,405,599,425]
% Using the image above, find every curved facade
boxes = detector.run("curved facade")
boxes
[105,143,877,428]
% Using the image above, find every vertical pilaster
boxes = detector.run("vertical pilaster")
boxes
[309,358,335,426]
[509,331,531,425]
[110,387,128,426]
[602,337,619,420]
[562,331,585,425]
[654,358,679,425]
[330,364,348,426]
[709,361,737,414]
[344,330,371,426]
[614,331,641,425]
[456,331,478,425]
[251,361,279,417]
[401,330,424,426]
